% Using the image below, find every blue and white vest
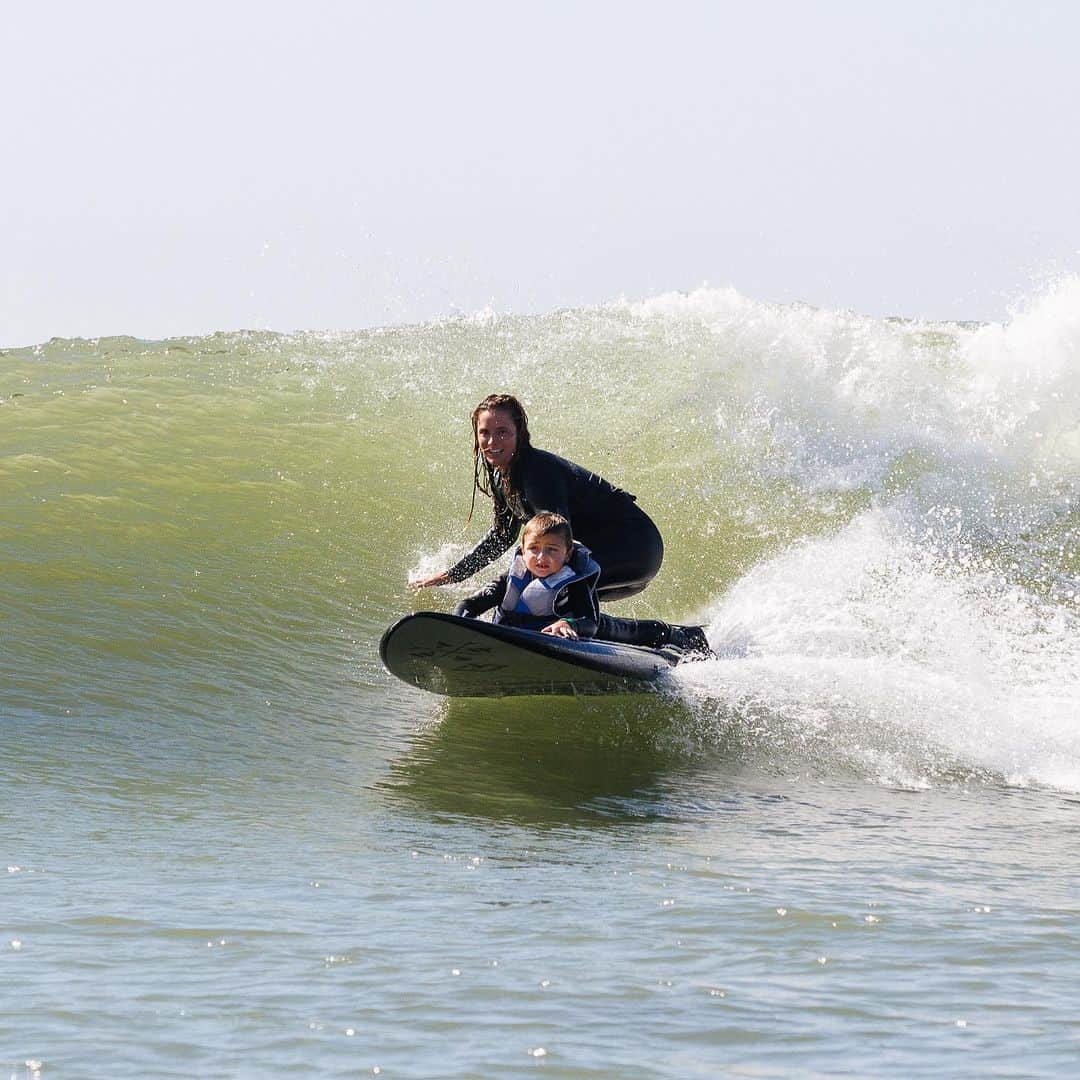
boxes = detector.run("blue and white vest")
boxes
[495,541,600,631]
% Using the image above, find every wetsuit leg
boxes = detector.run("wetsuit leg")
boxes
[596,614,671,648]
[597,616,715,658]
[577,505,664,602]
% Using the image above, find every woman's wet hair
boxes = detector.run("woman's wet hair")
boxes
[522,511,572,550]
[467,393,532,522]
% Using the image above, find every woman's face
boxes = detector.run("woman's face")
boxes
[475,408,519,470]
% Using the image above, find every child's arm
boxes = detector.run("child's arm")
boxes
[551,577,599,639]
[453,575,507,618]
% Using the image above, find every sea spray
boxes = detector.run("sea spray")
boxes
[641,278,1080,789]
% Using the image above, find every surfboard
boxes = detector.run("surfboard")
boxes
[379,612,681,698]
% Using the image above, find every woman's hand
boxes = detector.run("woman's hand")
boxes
[542,619,578,639]
[409,570,451,589]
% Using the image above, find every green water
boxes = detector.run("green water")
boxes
[3,289,1080,1076]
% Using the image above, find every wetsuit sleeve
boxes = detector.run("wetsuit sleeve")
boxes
[554,578,599,639]
[453,575,507,618]
[445,505,518,583]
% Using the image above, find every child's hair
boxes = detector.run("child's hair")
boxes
[523,511,573,550]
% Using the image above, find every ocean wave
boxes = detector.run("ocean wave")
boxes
[2,279,1077,788]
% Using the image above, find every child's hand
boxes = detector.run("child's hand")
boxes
[543,620,578,639]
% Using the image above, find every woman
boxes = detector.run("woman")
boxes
[411,393,664,602]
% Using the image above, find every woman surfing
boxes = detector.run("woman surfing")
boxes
[409,394,709,655]
[410,393,664,602]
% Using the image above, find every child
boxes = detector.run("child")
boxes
[454,512,713,657]
[454,511,600,639]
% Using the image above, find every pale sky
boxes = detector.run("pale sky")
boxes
[3,0,1078,347]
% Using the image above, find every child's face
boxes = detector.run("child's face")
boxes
[522,532,570,578]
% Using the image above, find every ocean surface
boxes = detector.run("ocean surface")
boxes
[3,282,1079,1078]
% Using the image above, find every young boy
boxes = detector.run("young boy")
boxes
[454,511,600,639]
[454,512,713,657]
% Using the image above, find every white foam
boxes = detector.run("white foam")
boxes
[678,509,1080,791]
[623,277,1080,525]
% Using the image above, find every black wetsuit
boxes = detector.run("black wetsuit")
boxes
[445,445,664,601]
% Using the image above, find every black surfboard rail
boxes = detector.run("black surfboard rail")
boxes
[380,611,681,698]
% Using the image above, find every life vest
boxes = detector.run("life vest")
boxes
[495,541,600,631]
